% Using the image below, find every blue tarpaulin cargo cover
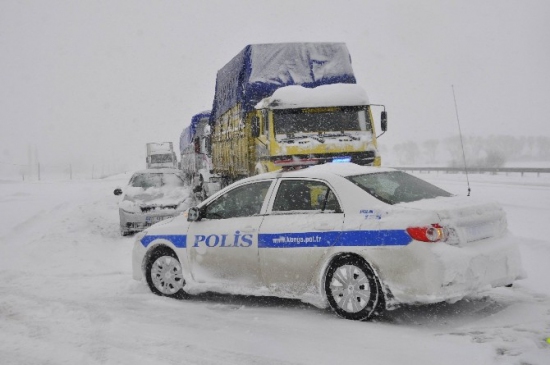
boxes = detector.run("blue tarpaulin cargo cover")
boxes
[210,43,356,123]
[180,110,210,155]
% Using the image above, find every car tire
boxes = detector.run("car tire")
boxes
[145,247,188,299]
[325,255,384,321]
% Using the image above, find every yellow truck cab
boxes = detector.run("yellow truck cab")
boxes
[252,83,385,174]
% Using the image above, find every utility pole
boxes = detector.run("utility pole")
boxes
[35,146,39,181]
[27,144,32,179]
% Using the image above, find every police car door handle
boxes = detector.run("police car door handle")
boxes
[241,226,256,233]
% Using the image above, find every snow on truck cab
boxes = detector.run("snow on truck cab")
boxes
[186,42,387,200]
[146,142,178,169]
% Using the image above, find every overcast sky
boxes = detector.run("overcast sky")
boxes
[1,0,549,171]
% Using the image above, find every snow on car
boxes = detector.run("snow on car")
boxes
[114,168,192,236]
[131,163,524,320]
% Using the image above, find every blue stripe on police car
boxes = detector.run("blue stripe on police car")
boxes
[140,230,412,249]
[140,235,187,248]
[259,230,411,248]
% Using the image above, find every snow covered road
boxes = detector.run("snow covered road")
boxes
[0,173,549,364]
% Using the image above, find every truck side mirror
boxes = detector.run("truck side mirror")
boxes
[381,111,388,132]
[251,116,260,138]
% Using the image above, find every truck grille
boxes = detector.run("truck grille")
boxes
[271,151,376,166]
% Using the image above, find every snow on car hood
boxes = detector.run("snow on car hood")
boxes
[397,196,507,244]
[119,186,190,213]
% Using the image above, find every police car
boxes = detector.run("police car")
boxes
[132,163,523,320]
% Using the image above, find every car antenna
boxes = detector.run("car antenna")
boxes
[452,85,471,196]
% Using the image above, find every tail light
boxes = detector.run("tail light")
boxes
[406,224,447,243]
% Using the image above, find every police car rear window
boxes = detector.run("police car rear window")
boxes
[346,171,452,205]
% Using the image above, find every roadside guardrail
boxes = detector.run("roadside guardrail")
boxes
[394,167,550,177]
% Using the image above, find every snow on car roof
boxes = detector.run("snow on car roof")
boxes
[298,162,393,176]
[244,163,394,182]
[199,163,394,205]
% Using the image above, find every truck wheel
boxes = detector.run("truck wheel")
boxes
[145,247,188,299]
[325,255,384,320]
[183,173,192,186]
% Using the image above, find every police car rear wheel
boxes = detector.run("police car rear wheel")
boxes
[325,255,383,321]
[146,248,187,299]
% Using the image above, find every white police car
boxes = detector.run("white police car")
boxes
[132,163,523,320]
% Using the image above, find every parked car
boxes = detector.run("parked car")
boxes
[114,168,190,236]
[131,163,523,320]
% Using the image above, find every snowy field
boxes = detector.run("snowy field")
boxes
[0,171,549,365]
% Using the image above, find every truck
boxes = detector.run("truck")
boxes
[146,142,178,169]
[179,111,221,199]
[189,42,387,198]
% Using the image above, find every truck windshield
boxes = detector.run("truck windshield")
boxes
[272,106,372,135]
[151,154,173,163]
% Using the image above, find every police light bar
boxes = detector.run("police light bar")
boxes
[332,157,352,163]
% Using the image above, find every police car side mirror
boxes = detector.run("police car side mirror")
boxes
[113,188,122,196]
[187,207,200,222]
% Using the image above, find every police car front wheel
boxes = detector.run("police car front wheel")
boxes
[325,255,384,321]
[145,247,188,299]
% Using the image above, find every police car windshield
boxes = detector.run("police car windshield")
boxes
[346,171,452,205]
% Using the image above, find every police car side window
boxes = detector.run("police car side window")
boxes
[272,180,342,213]
[204,181,272,220]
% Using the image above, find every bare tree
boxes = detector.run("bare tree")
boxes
[422,139,439,164]
[393,141,419,165]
